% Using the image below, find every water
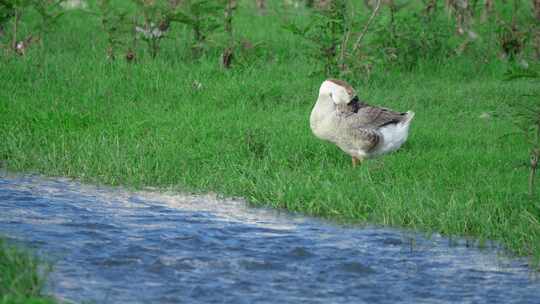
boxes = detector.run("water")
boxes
[0,174,539,303]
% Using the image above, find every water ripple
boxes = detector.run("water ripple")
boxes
[0,173,539,304]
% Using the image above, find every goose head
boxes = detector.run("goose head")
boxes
[318,79,357,105]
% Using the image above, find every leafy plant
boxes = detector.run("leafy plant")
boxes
[94,0,231,61]
[32,0,65,39]
[96,0,141,61]
[372,8,453,69]
[496,21,528,61]
[284,0,350,76]
[96,0,177,61]
[132,0,171,59]
[169,0,223,58]
[0,1,15,35]
[0,0,64,56]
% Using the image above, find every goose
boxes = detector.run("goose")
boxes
[310,79,415,167]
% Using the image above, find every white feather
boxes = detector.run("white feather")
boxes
[371,111,414,156]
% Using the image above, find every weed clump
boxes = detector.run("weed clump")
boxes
[0,239,55,304]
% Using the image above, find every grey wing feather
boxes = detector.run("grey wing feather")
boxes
[354,105,408,129]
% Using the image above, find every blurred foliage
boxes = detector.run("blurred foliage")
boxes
[372,8,454,69]
[0,0,64,55]
[97,0,134,60]
[169,0,224,58]
[284,0,350,76]
[1,0,539,74]
[95,0,226,60]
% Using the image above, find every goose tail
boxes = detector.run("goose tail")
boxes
[400,111,415,126]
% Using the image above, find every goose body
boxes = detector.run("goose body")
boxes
[310,79,414,166]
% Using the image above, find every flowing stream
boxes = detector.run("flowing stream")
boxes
[0,173,538,303]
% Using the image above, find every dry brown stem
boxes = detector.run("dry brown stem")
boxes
[533,0,540,58]
[534,0,540,21]
[529,149,539,198]
[352,0,381,53]
[481,0,493,22]
[256,0,266,14]
[221,47,233,69]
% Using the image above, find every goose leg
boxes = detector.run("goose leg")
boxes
[352,156,360,167]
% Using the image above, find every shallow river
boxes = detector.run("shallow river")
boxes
[0,174,539,303]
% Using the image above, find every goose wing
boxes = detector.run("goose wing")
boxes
[339,100,408,152]
[353,104,408,129]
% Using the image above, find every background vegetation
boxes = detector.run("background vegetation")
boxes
[1,0,540,273]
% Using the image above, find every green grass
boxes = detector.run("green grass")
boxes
[0,239,56,304]
[1,0,540,266]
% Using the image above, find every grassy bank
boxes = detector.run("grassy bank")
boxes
[1,0,540,262]
[0,239,56,304]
